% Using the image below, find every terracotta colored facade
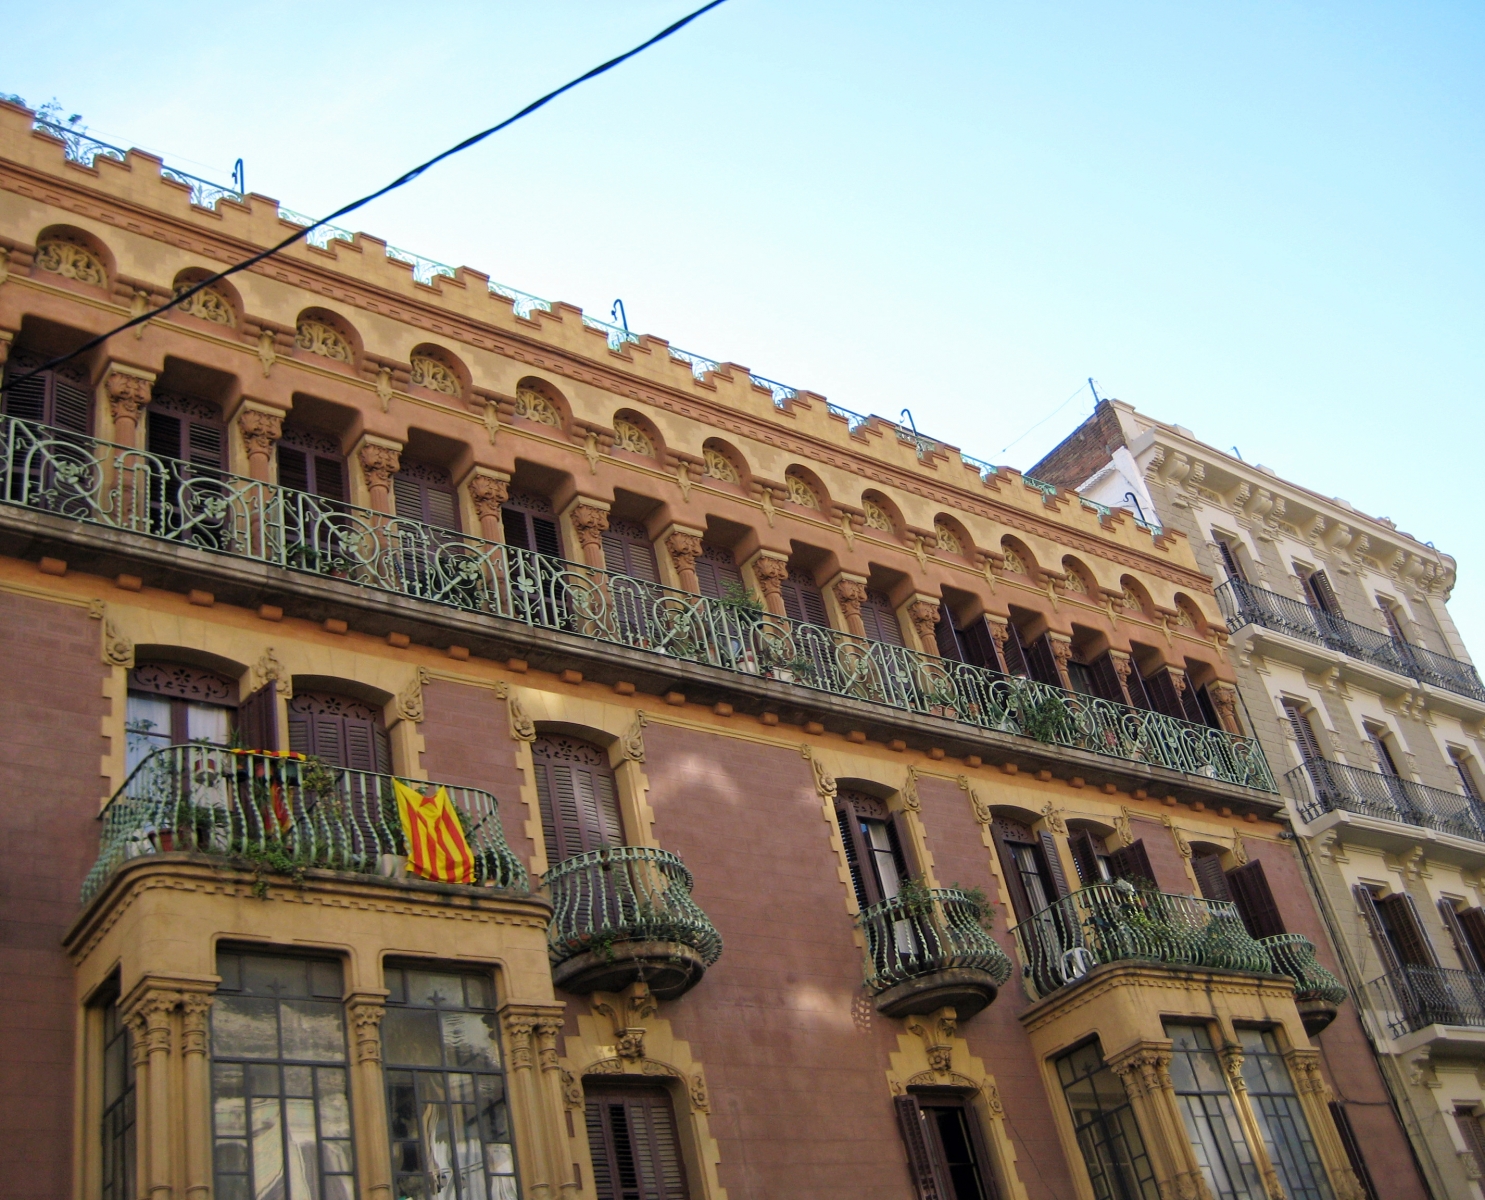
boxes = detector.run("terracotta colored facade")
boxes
[0,96,1426,1200]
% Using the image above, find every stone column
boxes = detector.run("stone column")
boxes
[347,995,393,1200]
[1048,632,1076,690]
[535,1015,581,1198]
[1168,666,1192,713]
[664,529,704,593]
[1108,1042,1212,1200]
[907,594,942,654]
[502,1010,555,1200]
[358,441,402,513]
[985,615,1011,672]
[127,988,182,1200]
[1284,1048,1368,1200]
[831,577,868,637]
[180,992,214,1200]
[751,553,790,617]
[126,1007,154,1200]
[236,406,284,482]
[1107,649,1137,705]
[1208,681,1242,735]
[468,470,511,542]
[568,503,611,570]
[104,366,153,448]
[1218,1043,1286,1200]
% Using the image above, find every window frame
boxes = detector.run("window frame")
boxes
[1054,1038,1162,1200]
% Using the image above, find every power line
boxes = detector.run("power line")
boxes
[0,0,729,397]
[999,378,1096,456]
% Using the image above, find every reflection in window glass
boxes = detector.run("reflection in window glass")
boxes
[1164,1023,1264,1200]
[211,951,355,1200]
[1055,1041,1161,1200]
[1236,1029,1334,1200]
[383,964,517,1200]
[101,998,135,1200]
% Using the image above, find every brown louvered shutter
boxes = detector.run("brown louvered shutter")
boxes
[1367,729,1401,777]
[1192,852,1233,903]
[1225,861,1285,938]
[1283,702,1325,763]
[990,819,1035,922]
[1378,602,1408,643]
[1437,899,1484,972]
[1458,909,1485,973]
[1305,569,1342,617]
[1022,633,1063,688]
[238,682,279,753]
[502,493,562,558]
[934,604,963,660]
[601,519,660,582]
[1354,885,1404,976]
[780,569,829,627]
[1141,669,1187,721]
[860,592,906,646]
[1068,830,1103,886]
[1175,676,1207,726]
[532,736,623,864]
[1087,653,1127,705]
[1217,540,1247,584]
[1457,1110,1485,1186]
[1108,840,1155,887]
[894,1094,949,1200]
[959,616,1003,673]
[836,806,871,910]
[286,693,388,772]
[1039,831,1071,899]
[1001,622,1032,678]
[1379,892,1439,967]
[586,1087,689,1200]
[693,544,742,600]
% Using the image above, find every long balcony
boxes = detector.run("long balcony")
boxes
[1012,882,1279,1001]
[1367,965,1485,1039]
[0,415,1277,795]
[1286,760,1485,843]
[83,745,529,902]
[1216,579,1485,703]
[857,887,1012,1018]
[545,846,722,1000]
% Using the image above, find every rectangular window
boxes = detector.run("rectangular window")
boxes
[383,965,517,1200]
[101,997,136,1200]
[896,1093,1000,1200]
[1163,1022,1264,1200]
[1235,1029,1334,1200]
[1451,750,1483,801]
[1055,1041,1160,1200]
[586,1086,688,1200]
[211,951,355,1200]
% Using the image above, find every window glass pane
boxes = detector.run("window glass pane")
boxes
[126,693,172,771]
[442,1011,502,1071]
[279,1000,347,1063]
[1056,1040,1161,1200]
[1164,1023,1264,1200]
[1236,1029,1335,1200]
[384,1008,443,1067]
[406,971,467,1008]
[242,956,310,998]
[316,1069,351,1139]
[187,701,233,745]
[214,997,280,1059]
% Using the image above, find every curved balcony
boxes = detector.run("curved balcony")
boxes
[1287,760,1485,844]
[0,413,1275,795]
[858,887,1012,1018]
[1011,882,1272,1001]
[81,745,528,902]
[546,846,722,1000]
[1260,933,1348,1034]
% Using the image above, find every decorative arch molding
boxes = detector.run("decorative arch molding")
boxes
[1171,591,1207,634]
[783,464,826,511]
[699,437,746,486]
[512,376,568,431]
[34,224,112,288]
[1119,574,1155,619]
[1060,555,1097,598]
[933,513,973,559]
[999,535,1037,579]
[560,982,729,1200]
[171,268,240,327]
[294,307,359,366]
[407,342,468,398]
[861,490,901,535]
[610,408,663,461]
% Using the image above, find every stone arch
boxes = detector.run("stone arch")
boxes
[34,224,112,289]
[408,342,468,399]
[1061,555,1097,598]
[171,267,240,327]
[512,376,569,432]
[699,437,746,486]
[933,513,973,559]
[132,644,249,689]
[783,464,827,511]
[999,536,1037,579]
[1172,592,1207,633]
[294,307,360,367]
[860,490,901,535]
[1119,575,1155,619]
[610,408,663,461]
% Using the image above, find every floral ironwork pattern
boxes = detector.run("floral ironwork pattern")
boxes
[295,320,352,363]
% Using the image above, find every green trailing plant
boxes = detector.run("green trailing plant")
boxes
[719,580,764,613]
[947,882,997,929]
[1017,688,1074,743]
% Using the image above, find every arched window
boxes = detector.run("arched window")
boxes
[0,351,91,433]
[601,519,660,582]
[393,460,460,531]
[779,568,828,627]
[287,691,391,773]
[859,591,905,646]
[989,815,1068,922]
[693,543,743,600]
[835,790,912,908]
[501,491,563,559]
[126,662,237,771]
[531,736,623,864]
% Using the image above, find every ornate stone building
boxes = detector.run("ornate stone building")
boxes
[1036,397,1483,1198]
[0,98,1422,1200]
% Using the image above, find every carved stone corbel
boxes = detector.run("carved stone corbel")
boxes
[619,710,648,761]
[507,689,536,742]
[957,775,991,825]
[396,669,428,723]
[800,744,837,799]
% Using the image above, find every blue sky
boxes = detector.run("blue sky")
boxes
[7,1,1481,648]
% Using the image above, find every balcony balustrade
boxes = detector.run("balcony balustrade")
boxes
[1216,579,1485,702]
[1366,964,1485,1038]
[1260,933,1348,1034]
[1011,881,1273,1001]
[1286,760,1485,843]
[545,846,723,1000]
[857,887,1012,1018]
[81,745,528,902]
[0,415,1276,794]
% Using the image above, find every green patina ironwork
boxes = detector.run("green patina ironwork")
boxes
[857,887,1012,993]
[81,745,527,902]
[1,414,1275,792]
[1260,933,1348,1005]
[1011,881,1274,1000]
[545,845,722,967]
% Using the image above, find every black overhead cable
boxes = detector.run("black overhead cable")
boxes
[0,0,729,397]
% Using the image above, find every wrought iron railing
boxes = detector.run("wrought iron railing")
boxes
[1216,580,1484,702]
[1366,965,1485,1038]
[1286,761,1485,843]
[857,888,1012,993]
[0,414,1275,791]
[1259,934,1347,1005]
[545,846,722,967]
[81,745,527,902]
[1010,882,1273,1001]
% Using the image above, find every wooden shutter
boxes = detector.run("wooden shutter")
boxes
[1217,540,1247,584]
[959,616,1002,672]
[601,520,660,582]
[1379,892,1439,967]
[886,814,915,881]
[1068,829,1103,886]
[894,1094,949,1200]
[393,468,460,531]
[1458,908,1485,972]
[933,604,963,660]
[532,736,623,864]
[1367,730,1401,777]
[147,399,225,470]
[1306,569,1342,616]
[1225,861,1285,938]
[780,569,828,627]
[278,446,311,492]
[1087,653,1127,704]
[146,409,182,460]
[1437,899,1484,972]
[586,1088,689,1200]
[1123,663,1155,710]
[1141,669,1186,720]
[836,806,871,909]
[2,357,92,432]
[990,818,1035,922]
[502,495,563,558]
[1283,702,1325,763]
[2,363,48,424]
[1353,885,1404,976]
[1000,622,1031,678]
[1378,602,1408,643]
[1457,1110,1485,1186]
[286,693,388,772]
[238,682,279,753]
[1022,633,1063,688]
[1108,840,1155,886]
[860,592,906,646]
[693,545,742,600]
[1192,852,1233,903]
[1175,677,1207,726]
[1453,752,1483,801]
[1039,831,1071,899]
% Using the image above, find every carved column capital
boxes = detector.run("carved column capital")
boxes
[358,442,402,488]
[469,472,510,519]
[569,502,610,549]
[832,578,867,615]
[503,1013,537,1071]
[665,530,703,567]
[124,988,182,1056]
[1109,1045,1174,1101]
[1208,681,1240,733]
[105,368,152,427]
[348,997,387,1064]
[751,554,790,616]
[180,993,214,1057]
[535,1017,565,1073]
[237,407,283,456]
[907,599,940,648]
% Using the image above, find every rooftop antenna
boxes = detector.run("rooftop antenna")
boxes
[610,299,628,332]
[232,158,245,195]
[1088,377,1102,405]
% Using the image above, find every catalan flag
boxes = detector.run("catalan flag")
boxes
[393,779,475,884]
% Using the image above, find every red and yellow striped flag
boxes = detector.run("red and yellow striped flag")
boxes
[393,779,475,884]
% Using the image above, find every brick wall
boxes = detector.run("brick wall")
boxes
[1028,401,1129,490]
[0,592,109,1200]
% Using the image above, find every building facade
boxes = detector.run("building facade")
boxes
[1036,398,1484,1198]
[0,97,1419,1200]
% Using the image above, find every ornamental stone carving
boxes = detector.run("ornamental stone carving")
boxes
[396,670,427,723]
[1110,1046,1173,1101]
[752,555,789,609]
[409,355,462,397]
[901,766,922,812]
[785,472,819,508]
[1001,546,1027,575]
[503,1015,535,1070]
[560,1068,584,1109]
[513,386,560,426]
[507,691,536,742]
[665,531,703,573]
[180,993,213,1056]
[105,370,152,424]
[535,1018,563,1072]
[612,419,655,457]
[933,522,963,555]
[175,284,235,326]
[620,710,648,762]
[569,504,610,552]
[702,447,738,482]
[238,408,283,457]
[689,1071,710,1112]
[862,498,893,532]
[295,320,353,362]
[833,578,867,624]
[799,744,837,800]
[957,775,992,825]
[37,238,106,286]
[102,617,134,668]
[469,474,509,520]
[908,600,939,647]
[349,1001,386,1064]
[358,443,402,489]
